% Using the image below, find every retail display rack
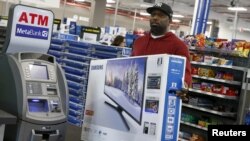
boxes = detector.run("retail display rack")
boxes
[48,37,131,126]
[179,45,250,140]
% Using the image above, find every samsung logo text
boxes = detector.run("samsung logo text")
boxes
[91,65,103,70]
[171,59,182,64]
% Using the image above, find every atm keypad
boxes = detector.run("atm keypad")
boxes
[25,67,30,78]
[48,69,54,80]
[26,82,42,95]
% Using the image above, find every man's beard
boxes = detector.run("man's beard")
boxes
[150,25,166,36]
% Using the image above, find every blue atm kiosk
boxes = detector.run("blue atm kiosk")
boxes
[0,5,68,141]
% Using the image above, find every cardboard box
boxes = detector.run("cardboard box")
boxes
[81,54,186,141]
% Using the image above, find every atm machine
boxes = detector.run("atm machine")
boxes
[0,4,68,141]
[0,52,68,141]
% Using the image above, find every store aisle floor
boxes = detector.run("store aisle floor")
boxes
[66,123,82,141]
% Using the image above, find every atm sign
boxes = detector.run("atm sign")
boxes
[16,24,49,40]
[15,12,50,40]
[18,12,48,26]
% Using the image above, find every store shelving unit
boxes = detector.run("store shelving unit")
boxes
[188,88,238,100]
[180,45,249,140]
[48,38,131,127]
[191,61,246,71]
[180,121,208,131]
[191,75,242,85]
[182,103,237,117]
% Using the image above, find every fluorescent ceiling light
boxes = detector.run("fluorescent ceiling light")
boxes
[172,19,181,23]
[228,7,247,11]
[79,16,89,22]
[173,14,184,18]
[140,12,150,16]
[207,21,212,25]
[140,4,152,8]
[240,28,250,32]
[74,0,85,2]
[106,4,112,7]
[107,0,115,3]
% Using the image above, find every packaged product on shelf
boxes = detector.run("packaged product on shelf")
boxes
[222,72,234,81]
[189,52,194,61]
[198,120,207,127]
[215,71,224,79]
[213,41,223,49]
[201,82,213,92]
[181,113,198,124]
[191,53,204,62]
[221,86,229,95]
[226,88,238,96]
[211,56,220,64]
[203,55,213,64]
[195,34,205,47]
[198,68,215,77]
[205,38,214,48]
[212,84,224,94]
[217,58,233,66]
[197,68,206,76]
[192,80,201,90]
[243,42,250,57]
[190,133,205,141]
[215,71,235,81]
[184,35,196,46]
[234,41,248,57]
[191,66,198,75]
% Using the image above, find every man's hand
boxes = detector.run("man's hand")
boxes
[176,82,189,101]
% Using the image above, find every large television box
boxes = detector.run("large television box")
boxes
[81,54,186,141]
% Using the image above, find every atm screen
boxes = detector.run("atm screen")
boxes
[28,99,49,112]
[29,64,48,80]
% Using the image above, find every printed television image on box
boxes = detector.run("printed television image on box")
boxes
[81,54,185,141]
[104,58,147,130]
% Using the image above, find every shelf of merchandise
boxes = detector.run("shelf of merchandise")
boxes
[192,75,242,85]
[189,46,244,57]
[183,43,250,140]
[180,120,208,131]
[182,103,236,117]
[48,37,131,127]
[191,61,246,71]
[188,88,238,100]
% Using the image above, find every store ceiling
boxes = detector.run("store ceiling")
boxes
[65,0,250,25]
[119,0,250,22]
[210,0,250,22]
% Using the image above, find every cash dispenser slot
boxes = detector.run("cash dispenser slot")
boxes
[47,84,57,95]
[31,129,59,141]
[47,88,57,95]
